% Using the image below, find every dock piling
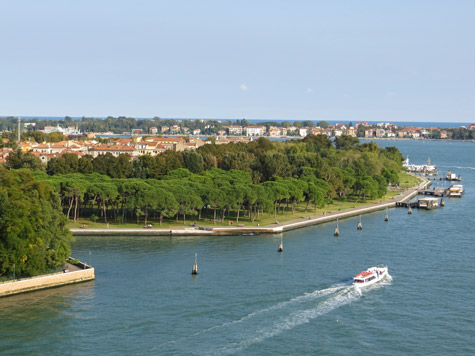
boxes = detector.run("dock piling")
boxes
[192,253,198,275]
[334,219,340,236]
[357,216,362,230]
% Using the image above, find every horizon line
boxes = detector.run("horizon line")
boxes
[0,115,472,125]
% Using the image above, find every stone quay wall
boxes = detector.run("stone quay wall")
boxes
[0,268,95,298]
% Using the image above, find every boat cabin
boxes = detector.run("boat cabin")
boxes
[447,185,464,197]
[418,197,440,209]
[353,271,376,284]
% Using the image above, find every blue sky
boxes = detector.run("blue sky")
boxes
[1,1,474,122]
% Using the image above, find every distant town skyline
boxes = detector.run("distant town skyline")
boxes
[1,1,474,123]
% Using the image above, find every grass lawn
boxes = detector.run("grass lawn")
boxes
[398,172,421,188]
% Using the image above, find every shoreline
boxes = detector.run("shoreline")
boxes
[70,183,426,237]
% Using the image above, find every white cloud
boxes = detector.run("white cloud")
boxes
[306,88,312,93]
[240,84,248,91]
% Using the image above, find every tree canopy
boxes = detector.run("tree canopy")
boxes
[0,167,73,277]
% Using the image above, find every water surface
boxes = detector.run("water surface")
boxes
[1,140,474,355]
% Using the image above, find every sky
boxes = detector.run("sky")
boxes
[1,1,474,123]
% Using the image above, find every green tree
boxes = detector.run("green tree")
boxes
[334,135,360,150]
[5,150,43,170]
[183,151,204,174]
[46,153,79,175]
[0,167,73,277]
[317,121,329,129]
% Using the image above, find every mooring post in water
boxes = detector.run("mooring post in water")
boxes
[408,206,412,215]
[441,198,445,207]
[278,235,283,252]
[385,208,389,222]
[192,253,198,275]
[357,215,362,230]
[334,219,340,237]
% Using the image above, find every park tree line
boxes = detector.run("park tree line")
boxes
[25,136,404,224]
[32,168,330,226]
[43,136,402,188]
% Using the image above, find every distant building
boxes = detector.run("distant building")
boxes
[346,127,357,137]
[365,129,375,138]
[333,129,344,137]
[375,128,386,138]
[309,127,323,135]
[170,125,180,134]
[268,127,281,137]
[88,144,138,158]
[41,125,81,136]
[355,122,370,129]
[227,125,243,135]
[245,126,266,136]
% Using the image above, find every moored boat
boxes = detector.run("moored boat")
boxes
[418,197,441,209]
[445,171,461,181]
[353,266,388,287]
[446,184,464,198]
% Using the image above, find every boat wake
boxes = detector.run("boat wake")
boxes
[213,286,361,356]
[154,285,345,350]
[155,281,389,355]
[438,165,475,171]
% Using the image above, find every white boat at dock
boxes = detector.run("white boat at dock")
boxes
[353,266,388,287]
[444,171,461,182]
[446,184,464,198]
[403,156,437,175]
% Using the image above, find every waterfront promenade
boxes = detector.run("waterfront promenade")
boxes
[71,180,427,237]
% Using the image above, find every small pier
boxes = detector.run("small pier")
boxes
[396,200,419,208]
[417,187,447,197]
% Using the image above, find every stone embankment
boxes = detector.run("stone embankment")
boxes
[0,261,94,298]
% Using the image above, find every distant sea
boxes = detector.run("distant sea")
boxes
[2,116,472,129]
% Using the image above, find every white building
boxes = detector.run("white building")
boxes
[245,126,265,136]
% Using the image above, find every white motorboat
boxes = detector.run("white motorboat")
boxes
[353,266,388,287]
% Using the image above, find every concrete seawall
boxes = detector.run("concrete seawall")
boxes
[0,267,95,298]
